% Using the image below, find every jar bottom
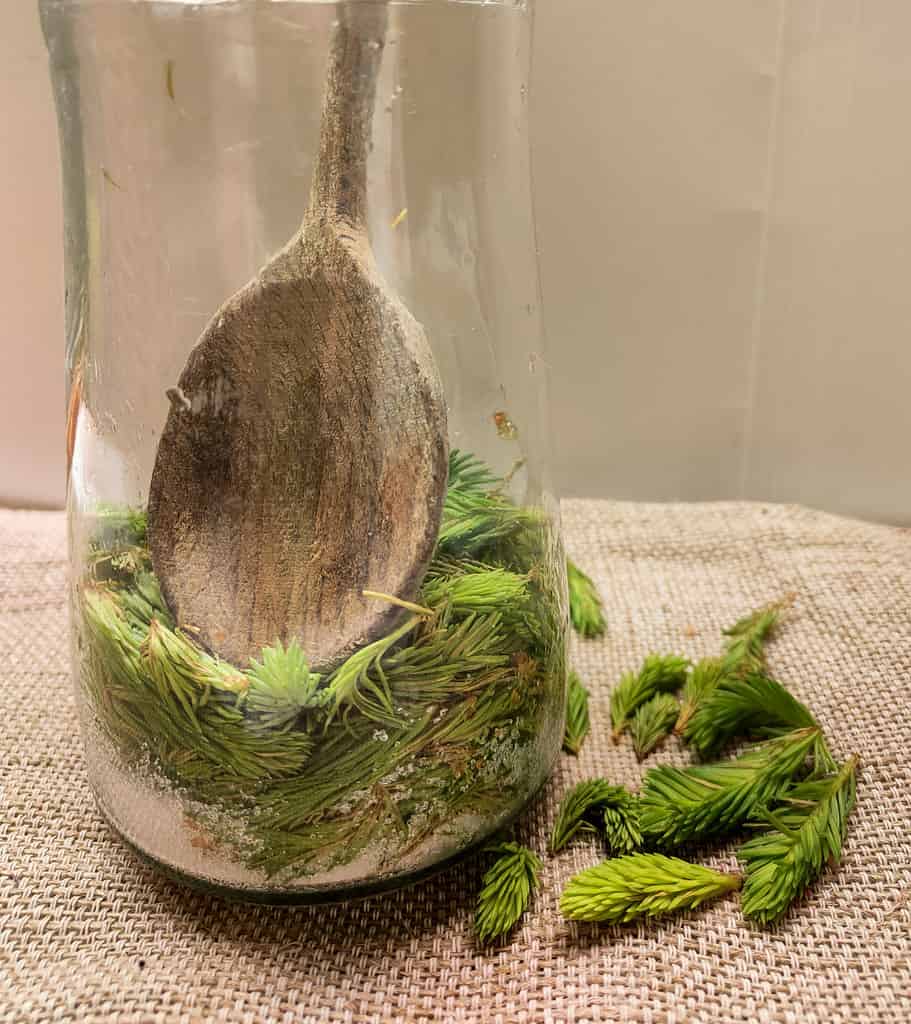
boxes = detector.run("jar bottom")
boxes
[91,776,549,906]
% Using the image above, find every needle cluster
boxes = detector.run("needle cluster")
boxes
[739,756,857,923]
[566,560,606,638]
[550,779,641,854]
[610,655,690,741]
[474,842,543,943]
[562,671,590,756]
[561,854,741,923]
[629,693,679,761]
[721,600,790,675]
[640,728,822,848]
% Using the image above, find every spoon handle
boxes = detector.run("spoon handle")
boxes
[308,3,389,231]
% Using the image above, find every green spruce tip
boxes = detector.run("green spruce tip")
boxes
[567,559,606,638]
[674,599,793,743]
[610,653,690,742]
[640,727,823,849]
[739,756,858,924]
[81,449,566,879]
[602,797,643,856]
[242,639,330,733]
[550,779,640,854]
[681,672,820,761]
[629,693,680,761]
[474,842,543,944]
[675,657,724,736]
[722,596,793,676]
[560,853,741,924]
[563,671,591,756]
[437,450,543,558]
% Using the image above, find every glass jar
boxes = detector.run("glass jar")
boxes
[43,0,566,901]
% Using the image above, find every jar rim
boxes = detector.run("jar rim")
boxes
[40,0,528,8]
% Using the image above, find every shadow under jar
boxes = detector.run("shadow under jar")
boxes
[43,0,567,902]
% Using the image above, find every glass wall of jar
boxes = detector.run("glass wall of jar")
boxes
[43,0,566,901]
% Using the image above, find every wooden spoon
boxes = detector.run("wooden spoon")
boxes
[147,4,448,670]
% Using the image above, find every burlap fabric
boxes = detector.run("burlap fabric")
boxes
[2,501,910,1024]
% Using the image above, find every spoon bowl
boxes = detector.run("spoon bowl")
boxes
[147,6,448,669]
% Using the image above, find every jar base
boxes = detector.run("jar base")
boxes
[92,780,548,906]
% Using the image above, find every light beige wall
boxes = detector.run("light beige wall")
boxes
[534,0,911,524]
[1,3,64,508]
[3,2,910,523]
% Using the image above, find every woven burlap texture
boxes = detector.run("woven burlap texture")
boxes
[2,501,910,1024]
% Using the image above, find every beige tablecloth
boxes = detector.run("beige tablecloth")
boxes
[2,501,910,1024]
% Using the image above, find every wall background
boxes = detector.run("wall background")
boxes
[4,1,910,523]
[2,3,64,508]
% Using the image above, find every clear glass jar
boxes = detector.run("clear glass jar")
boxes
[43,0,566,901]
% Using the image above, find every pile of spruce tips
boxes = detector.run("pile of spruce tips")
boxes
[82,451,578,879]
[474,599,859,943]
